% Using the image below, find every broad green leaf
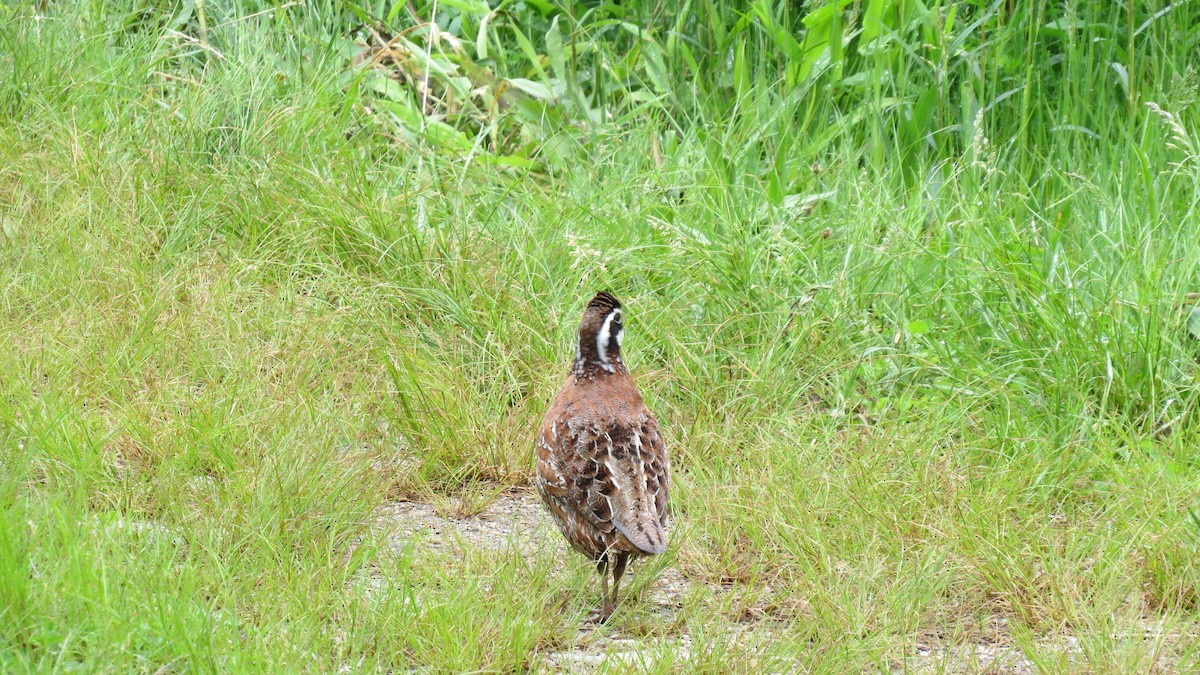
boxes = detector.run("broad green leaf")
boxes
[840,72,874,88]
[623,90,663,103]
[1188,307,1200,341]
[797,0,853,81]
[705,0,726,51]
[753,0,803,62]
[523,0,555,15]
[828,0,844,80]
[667,0,692,60]
[639,35,670,95]
[1110,62,1129,96]
[386,1,407,27]
[170,0,194,31]
[371,77,408,102]
[509,24,551,85]
[861,0,896,46]
[475,11,492,60]
[375,99,473,152]
[343,1,371,27]
[439,0,490,16]
[477,154,541,169]
[733,36,750,99]
[676,41,700,81]
[332,36,363,61]
[781,190,837,212]
[907,319,931,336]
[546,16,566,83]
[505,77,561,100]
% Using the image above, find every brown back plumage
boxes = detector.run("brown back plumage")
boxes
[536,292,670,565]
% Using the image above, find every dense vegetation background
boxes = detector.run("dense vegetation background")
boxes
[2,0,1200,670]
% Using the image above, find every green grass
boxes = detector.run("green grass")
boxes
[2,0,1200,671]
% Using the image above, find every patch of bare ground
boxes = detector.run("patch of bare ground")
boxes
[898,640,1044,674]
[896,620,1194,673]
[369,489,772,669]
[377,490,552,556]
[367,492,1188,672]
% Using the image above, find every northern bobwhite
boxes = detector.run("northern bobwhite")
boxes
[536,291,670,622]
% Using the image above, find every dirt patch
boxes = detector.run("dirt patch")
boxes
[901,640,1043,674]
[377,490,552,556]
[368,492,1172,672]
[373,490,713,669]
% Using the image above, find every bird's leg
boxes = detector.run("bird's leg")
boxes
[610,552,630,612]
[600,553,612,617]
[586,554,611,625]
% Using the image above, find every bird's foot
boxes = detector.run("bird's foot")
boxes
[583,600,616,626]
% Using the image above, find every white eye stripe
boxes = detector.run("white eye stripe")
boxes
[596,308,621,368]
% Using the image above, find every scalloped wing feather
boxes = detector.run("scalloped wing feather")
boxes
[539,409,669,557]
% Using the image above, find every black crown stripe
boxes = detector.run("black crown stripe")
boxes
[588,291,621,311]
